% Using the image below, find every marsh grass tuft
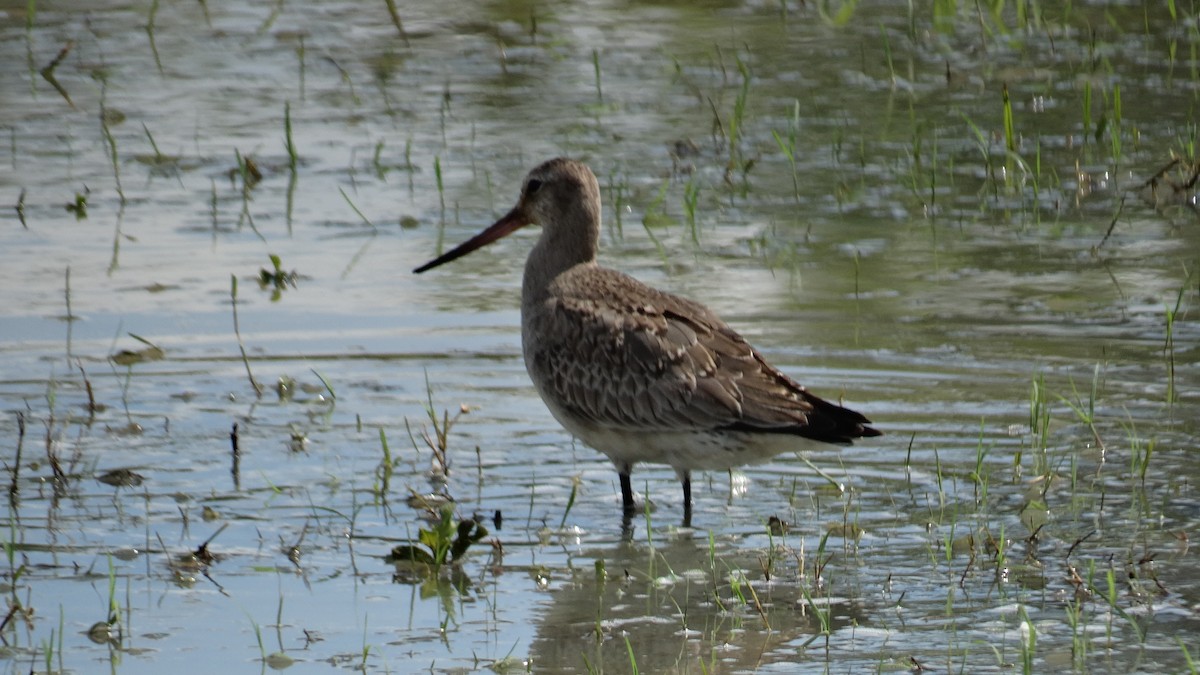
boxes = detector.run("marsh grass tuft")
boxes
[962,113,1002,198]
[337,188,380,278]
[1163,269,1192,405]
[772,99,802,204]
[376,428,393,496]
[799,533,834,650]
[1002,83,1016,154]
[404,371,468,480]
[1120,416,1154,485]
[639,177,671,264]
[145,0,163,73]
[969,419,991,507]
[558,476,579,530]
[136,122,181,179]
[682,177,701,244]
[284,102,298,226]
[248,611,267,662]
[98,101,124,204]
[1065,594,1087,668]
[592,49,602,100]
[383,0,410,45]
[101,553,121,643]
[1057,363,1106,454]
[710,51,755,185]
[1179,637,1197,674]
[284,102,297,171]
[1094,565,1147,644]
[1026,371,1051,475]
[623,634,640,675]
[232,150,265,241]
[387,503,488,569]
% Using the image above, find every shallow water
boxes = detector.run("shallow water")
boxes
[1,1,1198,673]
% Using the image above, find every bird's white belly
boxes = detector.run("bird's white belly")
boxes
[538,394,824,473]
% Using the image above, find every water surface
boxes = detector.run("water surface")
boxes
[1,1,1198,673]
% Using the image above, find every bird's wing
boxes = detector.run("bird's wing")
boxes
[525,266,876,442]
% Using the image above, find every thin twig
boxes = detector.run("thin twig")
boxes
[8,412,25,509]
[1096,194,1126,250]
[230,422,241,490]
[40,40,75,108]
[230,275,262,396]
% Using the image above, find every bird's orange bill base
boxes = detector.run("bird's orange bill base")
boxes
[413,207,528,274]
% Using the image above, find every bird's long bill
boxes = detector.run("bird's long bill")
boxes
[412,207,528,274]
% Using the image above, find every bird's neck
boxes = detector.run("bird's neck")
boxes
[523,222,599,301]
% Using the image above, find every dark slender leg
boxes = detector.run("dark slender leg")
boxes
[619,471,635,514]
[681,471,692,528]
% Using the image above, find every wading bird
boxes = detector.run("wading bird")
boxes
[415,158,879,526]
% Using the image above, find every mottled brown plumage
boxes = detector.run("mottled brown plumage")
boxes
[415,158,879,524]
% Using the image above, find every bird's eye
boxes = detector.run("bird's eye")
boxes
[526,179,543,195]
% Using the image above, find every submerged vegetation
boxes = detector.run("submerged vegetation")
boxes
[0,0,1197,673]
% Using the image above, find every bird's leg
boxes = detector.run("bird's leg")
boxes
[620,511,634,541]
[619,469,635,514]
[681,470,692,528]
